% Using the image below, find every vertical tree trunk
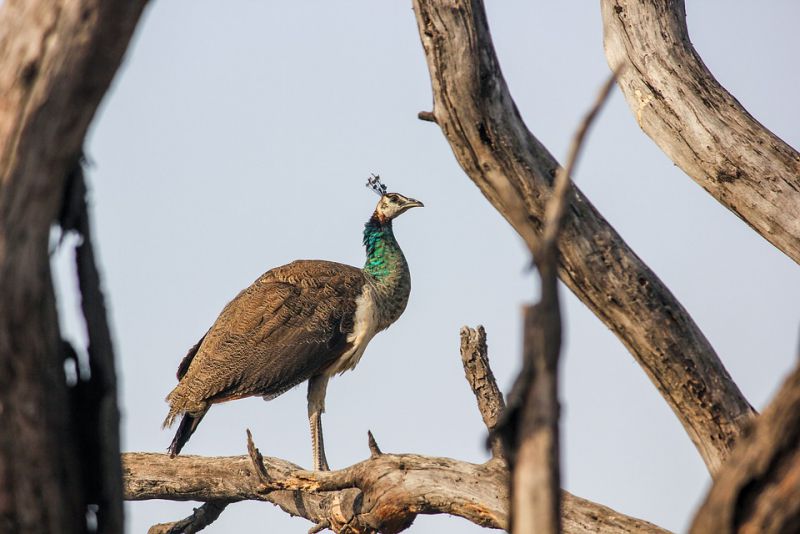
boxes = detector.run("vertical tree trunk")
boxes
[0,1,148,531]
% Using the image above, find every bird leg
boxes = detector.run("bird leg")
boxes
[307,374,330,471]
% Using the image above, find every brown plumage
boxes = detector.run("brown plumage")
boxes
[163,261,365,455]
[163,185,423,465]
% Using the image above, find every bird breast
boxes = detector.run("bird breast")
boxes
[326,284,380,376]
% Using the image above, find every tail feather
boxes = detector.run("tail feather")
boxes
[167,410,207,458]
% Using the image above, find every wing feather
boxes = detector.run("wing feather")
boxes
[168,260,365,411]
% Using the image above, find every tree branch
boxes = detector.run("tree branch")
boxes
[601,0,800,265]
[147,502,230,534]
[128,326,670,534]
[411,0,753,475]
[460,326,505,458]
[497,71,619,534]
[124,448,671,534]
[690,361,800,533]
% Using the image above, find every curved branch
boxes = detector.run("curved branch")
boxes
[601,0,800,264]
[411,0,753,474]
[122,449,671,534]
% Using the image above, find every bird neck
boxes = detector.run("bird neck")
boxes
[362,214,412,329]
[362,215,406,281]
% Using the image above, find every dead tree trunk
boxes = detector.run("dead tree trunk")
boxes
[600,0,800,264]
[0,1,148,532]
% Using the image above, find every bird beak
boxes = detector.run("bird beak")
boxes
[403,198,424,209]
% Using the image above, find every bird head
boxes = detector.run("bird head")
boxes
[367,174,423,222]
[374,192,424,221]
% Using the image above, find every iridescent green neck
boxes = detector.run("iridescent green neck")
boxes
[363,216,403,280]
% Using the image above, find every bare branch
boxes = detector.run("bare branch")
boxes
[601,0,800,264]
[539,69,621,256]
[123,451,672,534]
[128,324,669,533]
[412,0,753,475]
[367,430,383,458]
[460,326,505,458]
[417,110,437,123]
[147,502,229,534]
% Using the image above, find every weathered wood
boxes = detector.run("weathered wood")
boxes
[601,0,800,264]
[690,363,800,533]
[460,326,505,458]
[147,502,229,534]
[511,297,562,534]
[122,450,672,534]
[0,0,147,531]
[411,0,754,475]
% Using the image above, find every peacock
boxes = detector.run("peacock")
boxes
[162,175,423,470]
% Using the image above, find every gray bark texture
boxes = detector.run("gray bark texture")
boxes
[0,0,147,532]
[601,0,800,264]
[411,0,754,475]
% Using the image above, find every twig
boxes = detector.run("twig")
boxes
[538,67,622,258]
[367,430,383,457]
[417,110,437,123]
[246,429,271,485]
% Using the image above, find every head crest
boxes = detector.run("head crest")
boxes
[366,174,388,197]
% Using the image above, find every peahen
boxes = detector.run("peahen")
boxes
[162,175,422,470]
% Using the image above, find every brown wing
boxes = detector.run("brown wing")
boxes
[169,260,365,411]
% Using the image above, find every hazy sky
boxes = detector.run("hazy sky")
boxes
[52,2,800,532]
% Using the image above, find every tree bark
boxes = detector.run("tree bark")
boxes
[122,450,672,534]
[411,0,753,475]
[690,363,800,533]
[459,326,505,459]
[0,1,148,531]
[600,0,800,264]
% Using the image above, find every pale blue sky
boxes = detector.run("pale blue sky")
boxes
[53,2,800,532]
